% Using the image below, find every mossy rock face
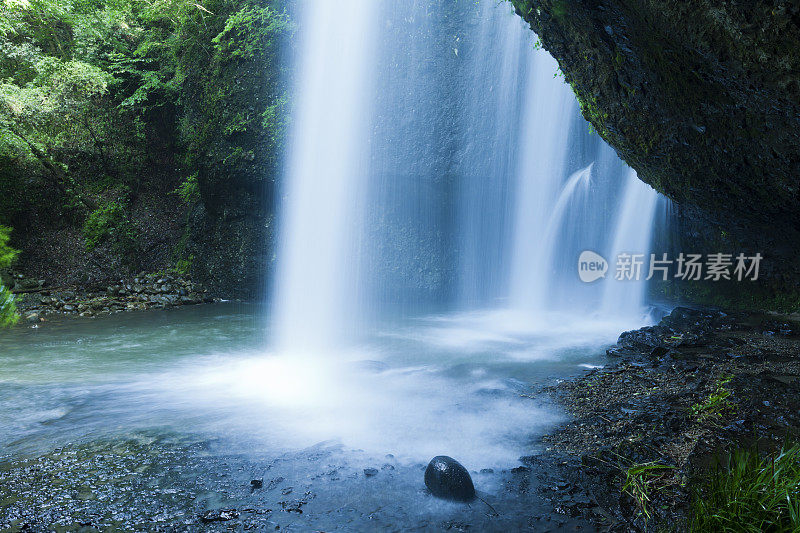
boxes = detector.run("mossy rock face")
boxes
[511,0,800,289]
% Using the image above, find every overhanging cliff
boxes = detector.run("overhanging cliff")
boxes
[511,0,800,280]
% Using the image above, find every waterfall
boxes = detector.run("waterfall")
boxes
[506,44,577,313]
[455,2,526,307]
[502,26,660,319]
[272,0,666,351]
[601,169,661,317]
[271,0,378,351]
[526,162,594,306]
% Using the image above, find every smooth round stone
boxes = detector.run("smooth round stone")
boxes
[424,456,476,502]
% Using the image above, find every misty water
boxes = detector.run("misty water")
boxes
[1,304,640,528]
[1,0,669,529]
[1,304,639,460]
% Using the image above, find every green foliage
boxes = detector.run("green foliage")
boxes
[622,462,676,520]
[0,225,18,268]
[691,374,735,422]
[692,444,800,532]
[173,254,193,275]
[172,173,200,205]
[0,0,162,227]
[212,6,284,60]
[176,0,293,210]
[575,91,609,138]
[0,225,19,326]
[0,283,17,326]
[82,199,136,253]
[0,0,293,271]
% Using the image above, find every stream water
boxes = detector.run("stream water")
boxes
[0,304,636,529]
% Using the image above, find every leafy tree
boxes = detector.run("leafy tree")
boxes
[0,0,149,225]
[0,0,292,278]
[175,0,293,213]
[0,225,19,326]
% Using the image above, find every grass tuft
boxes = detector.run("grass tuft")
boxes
[622,462,675,520]
[691,374,734,422]
[692,443,800,532]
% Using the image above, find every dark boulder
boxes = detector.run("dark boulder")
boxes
[618,326,667,351]
[424,456,476,502]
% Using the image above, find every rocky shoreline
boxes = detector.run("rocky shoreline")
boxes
[541,307,800,531]
[9,272,218,324]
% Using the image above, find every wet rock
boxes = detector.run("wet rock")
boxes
[544,305,800,531]
[650,346,669,358]
[606,347,625,357]
[661,307,706,330]
[441,520,471,531]
[761,320,797,337]
[617,326,665,351]
[279,500,305,514]
[15,272,208,322]
[13,277,42,290]
[363,468,378,477]
[250,479,263,490]
[767,375,798,385]
[265,476,285,490]
[199,509,239,522]
[424,456,475,502]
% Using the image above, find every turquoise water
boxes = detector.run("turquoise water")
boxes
[0,303,632,529]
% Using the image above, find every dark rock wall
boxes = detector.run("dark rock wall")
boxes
[186,201,273,300]
[510,0,800,297]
